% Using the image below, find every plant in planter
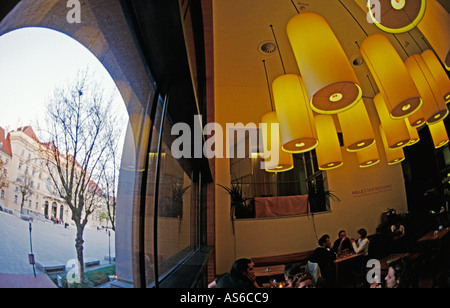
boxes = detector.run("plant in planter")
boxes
[171,183,191,218]
[307,176,340,213]
[217,182,253,235]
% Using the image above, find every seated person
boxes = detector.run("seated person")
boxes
[295,273,315,288]
[283,263,303,288]
[309,234,336,284]
[332,230,353,255]
[351,228,370,256]
[208,258,260,288]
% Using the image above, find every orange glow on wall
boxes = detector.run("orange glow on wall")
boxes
[374,93,412,150]
[287,12,362,114]
[361,33,422,119]
[261,111,294,172]
[337,99,376,152]
[314,114,343,170]
[405,54,448,124]
[272,74,319,153]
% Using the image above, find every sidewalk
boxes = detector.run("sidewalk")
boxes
[0,273,57,288]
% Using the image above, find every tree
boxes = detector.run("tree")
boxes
[40,70,122,283]
[0,158,8,190]
[17,173,33,214]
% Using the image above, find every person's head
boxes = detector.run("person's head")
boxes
[385,259,411,288]
[338,230,347,239]
[318,234,331,248]
[284,263,302,286]
[231,258,254,277]
[357,228,367,239]
[295,274,314,288]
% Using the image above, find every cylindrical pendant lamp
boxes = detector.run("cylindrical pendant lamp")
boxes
[408,106,426,128]
[272,74,319,153]
[337,99,376,152]
[405,54,448,124]
[361,33,422,118]
[379,125,405,165]
[407,121,420,146]
[286,12,362,114]
[356,143,380,168]
[421,49,450,104]
[314,114,343,170]
[367,0,426,34]
[428,121,450,149]
[374,93,412,149]
[417,0,450,71]
[261,111,294,172]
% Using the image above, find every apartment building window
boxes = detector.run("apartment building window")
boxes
[14,195,17,203]
[35,202,39,210]
[28,199,32,208]
[18,163,22,170]
[1,190,4,199]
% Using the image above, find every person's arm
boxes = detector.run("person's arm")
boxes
[208,280,217,288]
[352,239,369,254]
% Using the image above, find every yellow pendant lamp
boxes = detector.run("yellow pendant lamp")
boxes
[407,122,420,146]
[408,106,426,128]
[337,99,376,152]
[286,12,362,114]
[417,0,450,71]
[421,50,450,104]
[356,143,380,168]
[261,111,294,172]
[379,125,405,165]
[367,0,426,34]
[374,93,412,149]
[314,114,343,170]
[428,121,450,149]
[361,33,422,119]
[405,54,448,124]
[272,74,319,153]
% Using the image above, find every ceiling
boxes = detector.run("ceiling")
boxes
[212,0,450,124]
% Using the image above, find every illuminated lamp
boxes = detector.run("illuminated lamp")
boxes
[379,125,405,165]
[406,121,420,146]
[272,74,319,153]
[405,54,448,124]
[374,93,412,149]
[408,107,426,128]
[337,99,376,152]
[421,50,450,104]
[314,114,343,170]
[356,143,380,168]
[367,0,426,34]
[428,121,450,149]
[417,0,450,71]
[261,111,294,172]
[286,12,362,114]
[361,33,422,119]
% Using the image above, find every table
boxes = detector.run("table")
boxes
[254,264,286,278]
[379,253,410,273]
[334,253,364,287]
[416,227,450,243]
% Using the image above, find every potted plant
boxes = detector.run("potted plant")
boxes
[217,182,253,234]
[307,175,340,213]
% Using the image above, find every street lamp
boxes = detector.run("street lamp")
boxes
[28,221,36,278]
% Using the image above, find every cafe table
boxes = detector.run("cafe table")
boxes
[334,252,365,287]
[254,264,286,278]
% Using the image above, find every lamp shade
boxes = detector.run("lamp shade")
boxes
[367,0,426,34]
[287,12,362,114]
[314,114,343,170]
[337,99,376,152]
[261,111,294,172]
[272,74,319,153]
[405,54,448,124]
[356,143,380,168]
[361,33,422,118]
[407,122,420,146]
[417,0,450,71]
[408,106,426,128]
[379,125,405,165]
[421,49,450,104]
[374,93,412,149]
[428,121,449,149]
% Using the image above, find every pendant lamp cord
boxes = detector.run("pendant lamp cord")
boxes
[290,0,300,14]
[263,59,275,112]
[270,25,287,75]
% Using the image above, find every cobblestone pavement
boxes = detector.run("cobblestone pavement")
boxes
[0,211,115,275]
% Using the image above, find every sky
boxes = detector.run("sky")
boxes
[0,27,128,144]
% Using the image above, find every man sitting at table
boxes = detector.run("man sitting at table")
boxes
[332,230,353,256]
[309,234,336,286]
